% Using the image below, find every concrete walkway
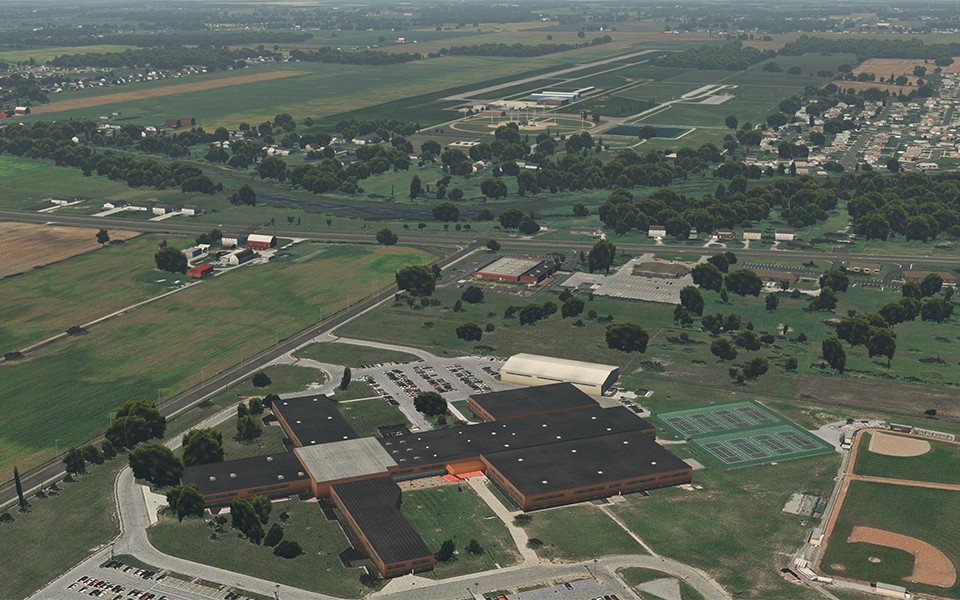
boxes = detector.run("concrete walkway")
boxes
[466,476,540,564]
[598,504,659,557]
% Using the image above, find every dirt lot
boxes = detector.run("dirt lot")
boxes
[0,222,139,278]
[31,70,310,114]
[848,526,957,587]
[852,58,960,85]
[793,375,960,422]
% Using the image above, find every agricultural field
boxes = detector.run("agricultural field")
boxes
[0,243,436,481]
[148,499,370,598]
[853,432,960,486]
[0,221,139,279]
[399,483,520,578]
[0,44,137,64]
[820,481,960,597]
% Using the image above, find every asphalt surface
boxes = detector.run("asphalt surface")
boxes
[0,241,476,511]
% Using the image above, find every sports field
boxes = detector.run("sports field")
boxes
[0,243,436,481]
[653,402,834,468]
[854,431,960,486]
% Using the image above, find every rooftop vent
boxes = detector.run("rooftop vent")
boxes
[541,480,548,484]
[266,456,273,462]
[597,470,604,475]
[277,475,284,480]
[230,473,237,478]
[209,476,216,481]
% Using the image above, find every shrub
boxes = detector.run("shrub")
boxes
[251,372,271,388]
[273,540,303,558]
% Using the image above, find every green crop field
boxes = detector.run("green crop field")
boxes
[0,234,194,351]
[400,483,520,578]
[0,44,137,63]
[854,432,960,486]
[820,481,960,598]
[0,243,436,481]
[148,499,370,598]
[294,342,419,368]
[523,503,646,561]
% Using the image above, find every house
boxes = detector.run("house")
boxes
[181,205,203,216]
[742,228,762,241]
[715,230,736,240]
[775,230,796,241]
[187,264,214,278]
[14,106,30,116]
[221,235,244,248]
[246,234,276,250]
[225,248,258,266]
[648,225,667,238]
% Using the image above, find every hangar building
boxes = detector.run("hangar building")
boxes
[500,353,620,397]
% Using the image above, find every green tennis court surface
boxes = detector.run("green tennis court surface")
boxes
[653,401,834,469]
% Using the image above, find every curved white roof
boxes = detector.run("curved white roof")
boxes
[501,353,618,387]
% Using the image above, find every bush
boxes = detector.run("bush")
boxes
[273,540,303,558]
[264,523,284,547]
[527,538,543,549]
[513,514,533,526]
[251,372,271,388]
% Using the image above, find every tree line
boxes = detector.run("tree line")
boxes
[652,41,775,71]
[437,37,612,58]
[49,47,282,70]
[779,35,960,63]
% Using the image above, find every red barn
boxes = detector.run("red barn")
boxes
[246,234,276,250]
[187,264,214,278]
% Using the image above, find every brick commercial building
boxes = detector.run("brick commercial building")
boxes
[474,256,560,285]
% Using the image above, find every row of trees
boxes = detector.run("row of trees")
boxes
[652,41,775,70]
[438,37,612,58]
[49,47,281,70]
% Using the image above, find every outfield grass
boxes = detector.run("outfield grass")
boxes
[148,500,370,598]
[618,567,707,600]
[523,503,646,561]
[294,342,419,367]
[1,244,435,481]
[0,459,122,600]
[820,480,960,597]
[400,484,520,578]
[336,399,407,437]
[854,432,960,486]
[0,234,194,351]
[610,455,839,599]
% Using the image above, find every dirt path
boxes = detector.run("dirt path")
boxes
[32,70,310,114]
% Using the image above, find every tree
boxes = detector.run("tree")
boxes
[409,175,422,199]
[462,286,484,304]
[561,298,585,318]
[921,297,954,323]
[340,367,352,390]
[518,218,540,235]
[155,246,187,274]
[96,229,110,246]
[486,239,501,252]
[679,286,704,316]
[432,202,459,222]
[166,484,205,521]
[129,443,183,487]
[743,357,769,379]
[467,539,484,555]
[376,228,398,246]
[456,323,483,342]
[921,273,944,297]
[735,330,761,351]
[252,372,272,387]
[499,208,526,229]
[264,523,284,547]
[448,188,464,201]
[82,445,104,465]
[236,415,262,442]
[691,263,724,292]
[707,253,730,273]
[249,398,264,415]
[725,115,739,129]
[230,497,264,544]
[572,203,589,217]
[902,281,922,299]
[14,466,27,511]
[710,338,738,361]
[415,391,447,416]
[785,357,798,371]
[822,337,846,373]
[229,184,256,206]
[587,238,617,273]
[725,269,763,296]
[518,304,545,325]
[606,323,649,353]
[107,400,166,449]
[64,448,85,475]
[436,539,455,562]
[480,178,508,199]
[808,287,838,311]
[252,495,272,524]
[396,265,436,296]
[886,157,900,173]
[866,328,896,366]
[765,293,779,311]
[182,428,224,467]
[820,270,850,293]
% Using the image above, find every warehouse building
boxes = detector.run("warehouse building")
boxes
[467,382,598,422]
[500,353,619,397]
[631,262,689,279]
[474,256,560,285]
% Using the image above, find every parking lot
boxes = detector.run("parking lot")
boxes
[60,561,255,600]
[560,255,700,304]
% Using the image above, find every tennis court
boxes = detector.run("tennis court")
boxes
[653,401,834,468]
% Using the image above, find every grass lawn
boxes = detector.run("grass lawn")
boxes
[610,455,840,599]
[1,243,435,481]
[148,499,370,598]
[0,233,194,351]
[228,363,329,398]
[336,399,407,437]
[523,503,645,562]
[617,567,706,600]
[854,432,960,486]
[400,484,520,578]
[294,342,419,367]
[820,481,960,597]
[207,413,288,462]
[329,380,379,402]
[0,460,122,600]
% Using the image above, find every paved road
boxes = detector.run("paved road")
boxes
[0,243,476,512]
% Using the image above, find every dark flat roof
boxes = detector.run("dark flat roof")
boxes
[469,382,597,420]
[332,477,432,565]
[484,429,690,496]
[380,406,653,470]
[272,393,358,446]
[182,452,307,496]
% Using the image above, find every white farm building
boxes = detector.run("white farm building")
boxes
[499,353,620,397]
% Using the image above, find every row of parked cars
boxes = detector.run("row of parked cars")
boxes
[363,376,400,405]
[67,568,166,600]
[445,363,492,393]
[413,365,455,393]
